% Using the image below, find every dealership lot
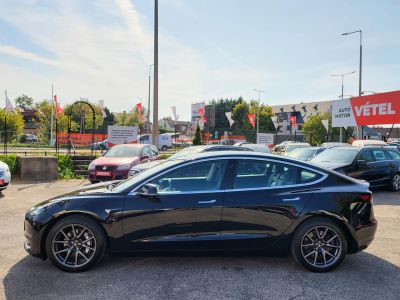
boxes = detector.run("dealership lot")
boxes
[0,180,399,299]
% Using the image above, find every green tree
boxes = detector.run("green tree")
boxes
[193,124,202,145]
[302,115,328,145]
[34,100,78,143]
[14,95,33,110]
[0,110,24,142]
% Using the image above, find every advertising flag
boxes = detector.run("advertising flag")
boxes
[54,95,64,115]
[271,116,278,130]
[247,113,255,128]
[98,100,107,118]
[289,115,297,130]
[225,112,235,128]
[5,90,13,112]
[171,106,177,121]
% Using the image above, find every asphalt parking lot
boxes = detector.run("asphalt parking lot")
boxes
[0,180,399,300]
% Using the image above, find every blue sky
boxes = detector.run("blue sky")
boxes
[0,0,399,120]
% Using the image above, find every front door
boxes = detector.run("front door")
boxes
[122,159,228,251]
[221,159,319,250]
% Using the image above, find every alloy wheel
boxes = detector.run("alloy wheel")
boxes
[300,226,342,269]
[51,224,97,268]
[392,174,400,191]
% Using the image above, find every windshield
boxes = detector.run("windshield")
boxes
[111,159,184,192]
[103,145,141,158]
[287,148,317,159]
[311,148,358,163]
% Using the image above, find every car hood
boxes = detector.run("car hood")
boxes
[92,156,139,166]
[311,161,350,170]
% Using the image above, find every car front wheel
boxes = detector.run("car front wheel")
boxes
[291,218,347,272]
[45,215,107,272]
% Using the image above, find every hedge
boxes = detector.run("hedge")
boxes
[0,154,18,174]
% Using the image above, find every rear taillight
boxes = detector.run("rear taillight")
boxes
[357,193,372,203]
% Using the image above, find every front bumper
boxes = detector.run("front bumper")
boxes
[24,219,45,259]
[88,170,128,182]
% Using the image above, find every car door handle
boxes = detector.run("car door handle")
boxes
[282,197,300,202]
[198,199,217,204]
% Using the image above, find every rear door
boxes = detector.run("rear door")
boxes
[221,158,322,249]
[123,159,229,251]
[369,149,392,185]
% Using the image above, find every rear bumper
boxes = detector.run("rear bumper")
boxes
[353,219,378,252]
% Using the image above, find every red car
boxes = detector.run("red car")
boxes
[88,144,159,183]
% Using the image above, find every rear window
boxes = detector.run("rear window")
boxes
[300,169,322,184]
[387,150,400,160]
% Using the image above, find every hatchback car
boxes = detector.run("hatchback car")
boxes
[25,151,377,273]
[88,144,160,183]
[311,146,400,191]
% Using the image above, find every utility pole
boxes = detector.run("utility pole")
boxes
[50,84,54,146]
[342,30,362,139]
[253,89,265,143]
[147,64,153,134]
[152,0,159,148]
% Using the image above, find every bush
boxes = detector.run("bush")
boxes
[160,153,172,160]
[57,155,82,179]
[0,155,18,174]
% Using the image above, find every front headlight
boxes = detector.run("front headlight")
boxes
[88,162,95,171]
[117,164,130,171]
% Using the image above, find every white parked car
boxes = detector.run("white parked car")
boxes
[0,161,11,191]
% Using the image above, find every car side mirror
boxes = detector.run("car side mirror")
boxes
[141,155,150,160]
[356,160,367,167]
[138,183,158,197]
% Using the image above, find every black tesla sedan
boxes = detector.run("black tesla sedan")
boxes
[310,146,400,191]
[24,151,377,273]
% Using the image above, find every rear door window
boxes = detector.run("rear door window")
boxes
[372,150,388,161]
[233,160,297,189]
[300,169,323,184]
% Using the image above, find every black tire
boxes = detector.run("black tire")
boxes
[389,173,400,192]
[161,145,167,151]
[90,180,99,184]
[45,215,107,272]
[291,218,347,272]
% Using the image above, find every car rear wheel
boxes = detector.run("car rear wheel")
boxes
[45,215,107,272]
[161,145,167,151]
[390,173,400,192]
[291,218,347,272]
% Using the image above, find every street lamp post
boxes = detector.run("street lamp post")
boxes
[147,64,153,134]
[342,30,362,139]
[331,71,356,142]
[152,0,159,148]
[253,89,265,143]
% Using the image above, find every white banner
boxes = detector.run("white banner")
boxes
[107,126,138,146]
[257,133,274,145]
[331,99,357,127]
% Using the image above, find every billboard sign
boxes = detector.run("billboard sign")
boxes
[332,90,400,127]
[107,126,138,146]
[257,133,274,145]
